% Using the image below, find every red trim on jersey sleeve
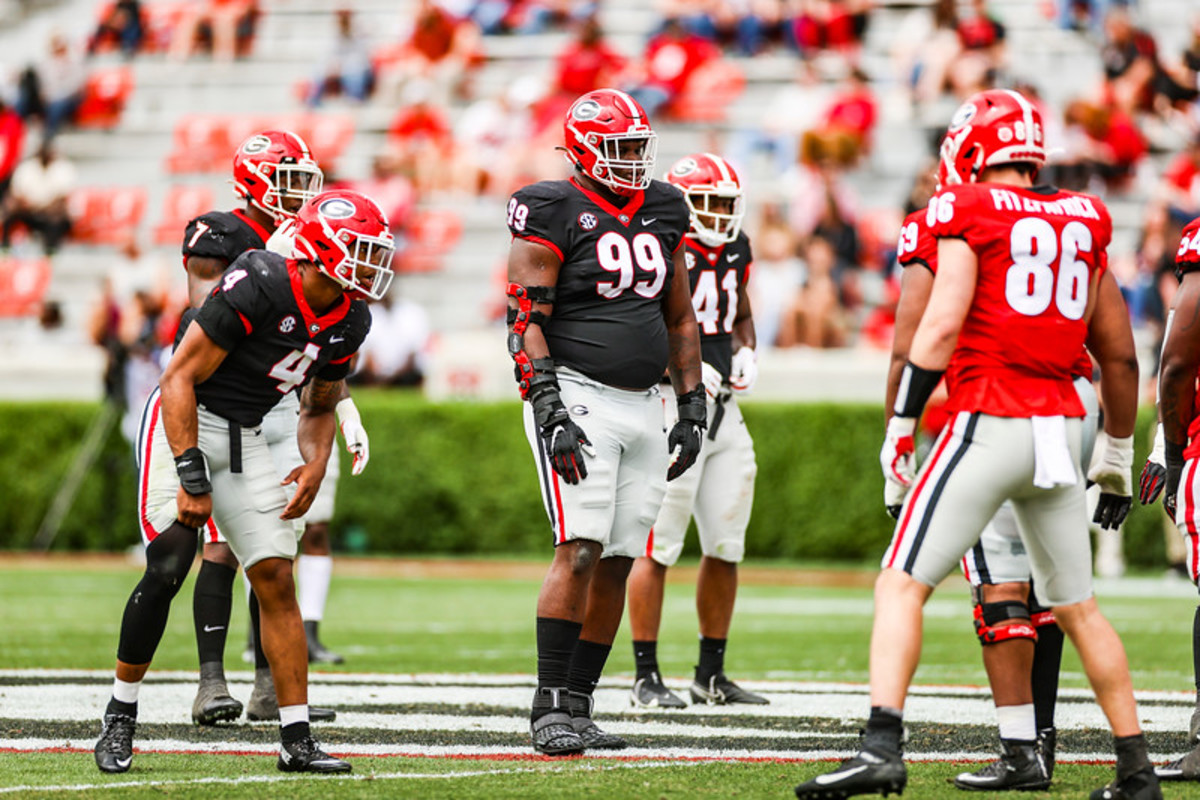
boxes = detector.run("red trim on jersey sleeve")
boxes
[236,310,252,334]
[330,354,353,364]
[569,177,645,227]
[287,259,350,334]
[514,233,564,262]
[231,208,274,245]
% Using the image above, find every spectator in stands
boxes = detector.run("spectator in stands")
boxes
[817,66,877,157]
[0,97,25,207]
[552,16,627,100]
[895,0,961,108]
[16,32,87,141]
[470,0,581,35]
[626,16,719,118]
[378,0,484,104]
[777,235,848,348]
[383,79,455,196]
[786,127,858,242]
[1058,0,1126,36]
[789,0,870,63]
[1062,98,1147,193]
[746,200,803,348]
[1099,6,1159,115]
[1160,131,1200,224]
[168,0,258,62]
[88,276,126,407]
[306,7,375,107]
[727,61,828,179]
[88,0,145,58]
[452,78,541,197]
[955,0,1006,89]
[354,292,432,388]
[1,140,75,256]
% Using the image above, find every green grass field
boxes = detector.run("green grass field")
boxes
[5,555,1200,798]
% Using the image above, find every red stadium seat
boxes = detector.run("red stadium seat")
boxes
[153,183,214,245]
[0,256,51,316]
[396,208,462,273]
[68,186,148,245]
[664,60,745,123]
[166,113,357,174]
[75,66,134,130]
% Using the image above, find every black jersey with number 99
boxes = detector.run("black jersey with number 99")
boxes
[507,177,690,389]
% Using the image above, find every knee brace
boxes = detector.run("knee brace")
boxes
[973,600,1038,646]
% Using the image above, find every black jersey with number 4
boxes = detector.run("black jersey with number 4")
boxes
[190,250,370,427]
[683,232,752,381]
[182,209,273,266]
[507,177,690,389]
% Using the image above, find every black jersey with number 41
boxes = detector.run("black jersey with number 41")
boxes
[507,177,690,389]
[190,250,371,427]
[683,232,752,381]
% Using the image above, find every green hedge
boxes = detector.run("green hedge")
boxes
[0,395,1173,568]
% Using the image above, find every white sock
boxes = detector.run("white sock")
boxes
[996,703,1036,741]
[279,704,309,727]
[297,555,333,623]
[112,677,141,705]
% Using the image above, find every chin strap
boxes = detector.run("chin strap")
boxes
[506,282,557,400]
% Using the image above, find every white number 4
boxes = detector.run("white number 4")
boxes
[222,269,248,292]
[269,343,320,393]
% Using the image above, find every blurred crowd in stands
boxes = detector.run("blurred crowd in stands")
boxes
[0,0,1196,405]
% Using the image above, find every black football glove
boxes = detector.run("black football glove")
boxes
[1164,439,1185,522]
[532,386,591,485]
[667,386,706,481]
[1092,494,1132,531]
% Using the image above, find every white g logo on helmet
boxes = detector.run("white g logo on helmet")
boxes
[318,198,356,219]
[241,135,271,155]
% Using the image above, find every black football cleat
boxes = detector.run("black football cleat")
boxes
[953,738,1049,791]
[1155,741,1200,781]
[277,736,351,773]
[192,663,243,725]
[530,687,584,756]
[1038,727,1056,780]
[568,690,627,750]
[630,672,687,709]
[795,746,907,799]
[690,673,769,705]
[94,712,136,774]
[1091,768,1162,799]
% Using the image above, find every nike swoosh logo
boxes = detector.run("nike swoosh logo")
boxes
[814,765,869,785]
[727,253,741,262]
[177,460,192,469]
[641,218,657,226]
[203,625,225,632]
[116,756,132,769]
[329,336,345,344]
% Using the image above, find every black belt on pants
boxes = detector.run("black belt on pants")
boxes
[229,421,242,474]
[708,392,731,441]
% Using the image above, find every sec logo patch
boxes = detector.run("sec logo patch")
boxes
[279,315,297,333]
[578,212,598,231]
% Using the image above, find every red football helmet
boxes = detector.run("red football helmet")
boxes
[563,89,657,196]
[666,153,744,247]
[938,89,1045,186]
[232,130,324,223]
[292,190,395,301]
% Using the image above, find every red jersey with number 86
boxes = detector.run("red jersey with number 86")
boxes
[926,183,1111,418]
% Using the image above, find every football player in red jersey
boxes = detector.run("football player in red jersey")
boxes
[797,89,1156,800]
[627,153,765,709]
[505,89,704,755]
[886,164,1134,791]
[182,131,354,728]
[94,190,394,776]
[1147,215,1200,782]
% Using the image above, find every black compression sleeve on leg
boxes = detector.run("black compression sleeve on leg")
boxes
[1031,622,1064,731]
[193,560,236,666]
[566,639,612,697]
[632,639,659,680]
[117,523,198,665]
[249,590,269,670]
[536,617,581,691]
[696,636,727,684]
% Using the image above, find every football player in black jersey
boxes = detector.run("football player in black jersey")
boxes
[506,88,705,755]
[94,190,393,776]
[627,153,765,709]
[180,131,358,728]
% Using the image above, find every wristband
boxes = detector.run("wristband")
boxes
[893,361,944,419]
[676,386,707,427]
[175,447,212,496]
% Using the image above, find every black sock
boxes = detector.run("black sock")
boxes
[106,698,137,718]
[249,591,269,670]
[193,560,236,667]
[1114,733,1151,780]
[695,636,727,684]
[864,706,904,755]
[633,639,659,679]
[281,720,310,744]
[1192,605,1200,693]
[1032,622,1064,731]
[536,617,581,690]
[566,639,611,697]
